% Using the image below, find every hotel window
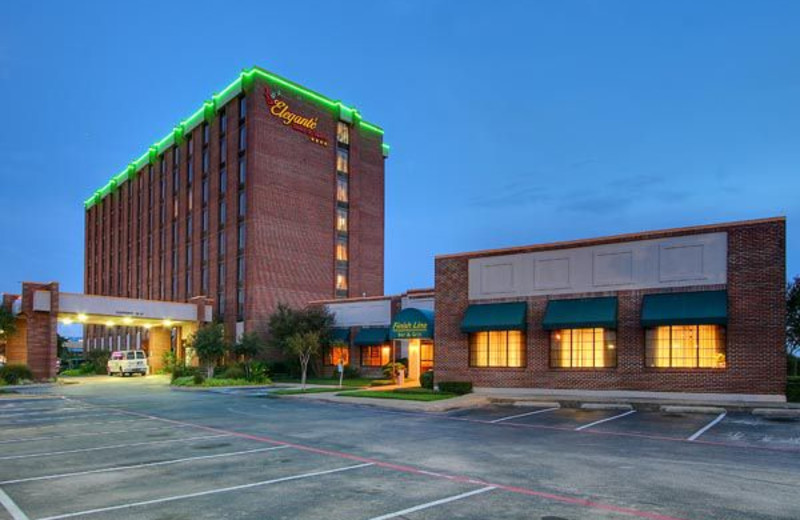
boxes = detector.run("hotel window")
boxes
[645,325,726,369]
[237,256,245,284]
[335,268,348,292]
[238,191,246,218]
[361,345,390,367]
[336,237,348,262]
[220,139,227,165]
[202,123,209,144]
[550,329,617,369]
[336,149,349,173]
[336,122,349,145]
[237,222,246,252]
[219,167,227,195]
[186,214,193,238]
[202,178,209,205]
[218,230,226,258]
[238,158,246,186]
[218,291,225,317]
[239,95,247,121]
[202,267,209,295]
[201,237,208,263]
[237,286,244,320]
[219,201,227,227]
[336,208,348,233]
[218,262,225,288]
[238,126,246,152]
[469,331,525,368]
[202,148,209,174]
[336,175,348,204]
[219,109,227,136]
[202,208,209,233]
[325,346,350,366]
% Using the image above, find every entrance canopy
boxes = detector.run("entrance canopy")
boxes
[30,291,213,329]
[390,308,434,340]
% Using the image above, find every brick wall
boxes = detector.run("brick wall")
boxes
[434,218,786,396]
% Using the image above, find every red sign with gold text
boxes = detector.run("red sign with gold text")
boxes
[263,86,329,147]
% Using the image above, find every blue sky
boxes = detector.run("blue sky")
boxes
[1,0,798,302]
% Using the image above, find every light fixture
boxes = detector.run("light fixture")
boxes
[122,317,134,325]
[142,324,152,330]
[105,321,115,328]
[61,318,73,325]
[608,344,616,350]
[163,319,173,327]
[77,314,88,322]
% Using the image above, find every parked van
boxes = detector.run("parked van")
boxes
[107,350,148,376]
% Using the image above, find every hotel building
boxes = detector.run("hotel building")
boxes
[82,67,388,352]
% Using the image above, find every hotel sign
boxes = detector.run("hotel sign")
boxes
[263,86,328,147]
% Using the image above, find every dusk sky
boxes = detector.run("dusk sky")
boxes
[1,0,798,302]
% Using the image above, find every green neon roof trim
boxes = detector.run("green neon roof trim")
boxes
[85,66,384,210]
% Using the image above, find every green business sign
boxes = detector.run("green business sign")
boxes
[389,308,434,340]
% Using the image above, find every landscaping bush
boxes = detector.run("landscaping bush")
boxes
[85,350,110,375]
[192,372,205,385]
[343,365,361,379]
[0,364,34,384]
[248,361,270,383]
[369,379,395,387]
[420,370,434,390]
[788,377,800,403]
[171,365,199,382]
[382,361,407,379]
[437,381,473,395]
[220,365,246,380]
[59,369,84,377]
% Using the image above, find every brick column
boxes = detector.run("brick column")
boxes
[16,282,59,380]
[148,327,171,373]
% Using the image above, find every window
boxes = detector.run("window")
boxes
[218,291,225,316]
[336,208,348,233]
[336,175,348,203]
[336,237,348,262]
[202,148,209,173]
[325,346,350,366]
[237,256,245,283]
[220,167,227,195]
[550,329,616,368]
[238,191,246,218]
[238,125,246,152]
[336,149,349,173]
[645,325,726,368]
[202,178,209,205]
[202,208,209,233]
[237,286,245,319]
[219,200,226,227]
[220,139,227,164]
[335,269,348,291]
[218,262,225,287]
[239,96,247,120]
[238,158,246,186]
[201,237,208,263]
[469,331,525,368]
[336,122,349,145]
[237,223,246,252]
[202,266,209,294]
[202,123,209,144]
[421,341,434,373]
[361,345,389,367]
[219,109,227,136]
[218,230,226,257]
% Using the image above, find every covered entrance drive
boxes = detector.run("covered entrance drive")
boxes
[1,281,213,378]
[389,307,434,381]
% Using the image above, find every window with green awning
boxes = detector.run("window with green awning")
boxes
[460,302,527,333]
[330,328,351,344]
[641,290,728,327]
[354,327,390,346]
[542,297,618,330]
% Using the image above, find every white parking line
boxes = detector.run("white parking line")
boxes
[688,412,727,441]
[37,463,374,520]
[0,413,125,425]
[0,446,290,485]
[0,487,30,520]
[489,407,559,424]
[367,486,496,520]
[0,408,87,418]
[574,410,636,431]
[1,417,151,430]
[0,434,231,460]
[0,424,191,445]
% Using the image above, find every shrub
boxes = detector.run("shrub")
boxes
[248,361,270,383]
[60,369,84,377]
[171,365,199,382]
[343,365,361,379]
[220,365,245,380]
[85,350,111,375]
[420,370,434,390]
[0,364,34,384]
[382,361,407,379]
[193,372,205,385]
[438,381,473,395]
[267,361,290,377]
[788,378,800,403]
[369,379,395,387]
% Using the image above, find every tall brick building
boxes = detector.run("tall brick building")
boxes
[83,67,387,348]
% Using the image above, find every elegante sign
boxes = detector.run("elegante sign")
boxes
[391,320,430,339]
[263,86,329,147]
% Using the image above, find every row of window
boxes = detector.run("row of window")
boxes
[334,121,350,297]
[324,343,435,369]
[467,325,727,369]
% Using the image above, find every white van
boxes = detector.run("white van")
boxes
[107,350,148,376]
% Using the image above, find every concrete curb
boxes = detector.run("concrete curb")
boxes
[581,403,634,411]
[751,408,800,419]
[661,405,726,414]
[170,385,276,392]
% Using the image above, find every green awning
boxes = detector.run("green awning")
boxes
[542,297,618,330]
[460,302,527,333]
[390,308,434,339]
[354,327,390,346]
[641,290,728,327]
[330,328,351,344]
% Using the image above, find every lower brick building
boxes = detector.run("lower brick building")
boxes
[433,217,786,400]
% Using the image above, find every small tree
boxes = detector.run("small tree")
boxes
[0,307,17,344]
[189,324,228,378]
[286,331,320,390]
[787,276,800,376]
[266,303,334,377]
[231,332,266,380]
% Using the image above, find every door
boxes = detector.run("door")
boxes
[407,339,420,381]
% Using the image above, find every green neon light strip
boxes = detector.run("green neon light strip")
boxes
[85,66,384,210]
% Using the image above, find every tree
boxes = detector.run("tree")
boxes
[267,304,334,354]
[787,276,800,376]
[189,324,228,378]
[57,334,69,360]
[0,307,17,344]
[231,332,266,380]
[286,331,320,390]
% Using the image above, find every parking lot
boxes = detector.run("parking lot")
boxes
[0,377,798,520]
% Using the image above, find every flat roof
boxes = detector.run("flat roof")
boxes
[84,66,386,210]
[436,216,786,260]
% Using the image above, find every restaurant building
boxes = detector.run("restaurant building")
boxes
[82,66,388,350]
[434,217,786,401]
